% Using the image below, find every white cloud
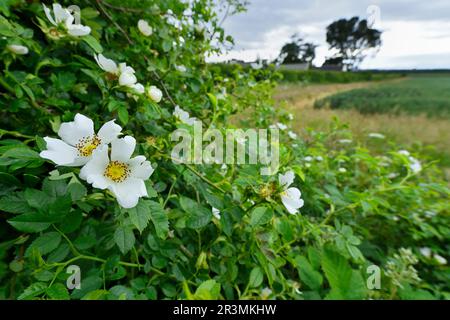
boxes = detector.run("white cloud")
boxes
[210,1,450,69]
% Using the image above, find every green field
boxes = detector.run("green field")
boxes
[279,69,401,84]
[314,75,450,118]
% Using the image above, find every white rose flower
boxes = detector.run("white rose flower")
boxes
[433,254,447,265]
[368,133,385,139]
[118,63,137,87]
[419,247,432,258]
[304,156,313,162]
[212,207,221,220]
[288,131,297,139]
[7,44,29,55]
[147,85,163,103]
[94,54,119,75]
[338,167,347,173]
[173,105,197,125]
[43,3,91,37]
[315,156,323,162]
[408,157,422,174]
[276,123,287,130]
[176,65,187,73]
[137,19,153,36]
[131,83,145,95]
[279,170,304,215]
[398,150,410,156]
[40,114,122,167]
[80,136,154,208]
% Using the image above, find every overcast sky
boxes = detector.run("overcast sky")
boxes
[209,0,450,69]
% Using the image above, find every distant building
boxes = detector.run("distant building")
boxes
[278,62,310,71]
[319,57,345,71]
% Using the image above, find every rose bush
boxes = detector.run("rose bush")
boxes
[0,0,449,300]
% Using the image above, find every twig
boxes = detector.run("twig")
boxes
[96,0,134,45]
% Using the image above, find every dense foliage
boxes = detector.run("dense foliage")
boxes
[0,0,449,300]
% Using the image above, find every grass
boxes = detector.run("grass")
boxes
[275,78,450,171]
[314,74,450,118]
[279,69,401,84]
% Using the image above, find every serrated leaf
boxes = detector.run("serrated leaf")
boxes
[0,192,32,214]
[294,255,323,290]
[18,282,47,300]
[114,226,135,254]
[147,200,169,239]
[47,283,69,300]
[127,201,151,233]
[25,232,61,257]
[250,206,272,226]
[194,280,221,300]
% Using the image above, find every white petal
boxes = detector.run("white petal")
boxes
[119,72,137,86]
[279,170,295,188]
[281,187,304,215]
[79,146,109,183]
[109,178,147,208]
[53,3,70,24]
[132,83,145,94]
[95,54,118,74]
[64,12,74,28]
[58,113,95,146]
[67,24,91,36]
[212,207,221,220]
[138,19,152,36]
[119,63,135,74]
[111,136,136,162]
[129,156,154,180]
[43,4,57,26]
[97,120,122,144]
[39,137,80,166]
[7,45,29,55]
[147,86,162,102]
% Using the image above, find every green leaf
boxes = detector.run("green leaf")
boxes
[294,255,323,290]
[8,212,52,233]
[82,290,109,300]
[24,188,52,209]
[321,247,366,299]
[118,106,129,125]
[82,35,103,53]
[0,192,32,214]
[2,147,40,160]
[250,206,273,226]
[25,232,61,257]
[194,280,221,300]
[47,283,70,300]
[114,226,135,254]
[181,197,211,229]
[127,201,151,233]
[147,200,169,239]
[18,282,47,300]
[248,267,264,288]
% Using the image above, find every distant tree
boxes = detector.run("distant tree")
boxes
[326,17,381,70]
[278,34,317,65]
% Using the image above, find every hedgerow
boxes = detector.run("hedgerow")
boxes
[0,0,449,300]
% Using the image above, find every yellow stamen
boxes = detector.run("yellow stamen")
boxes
[76,135,101,157]
[104,161,130,183]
